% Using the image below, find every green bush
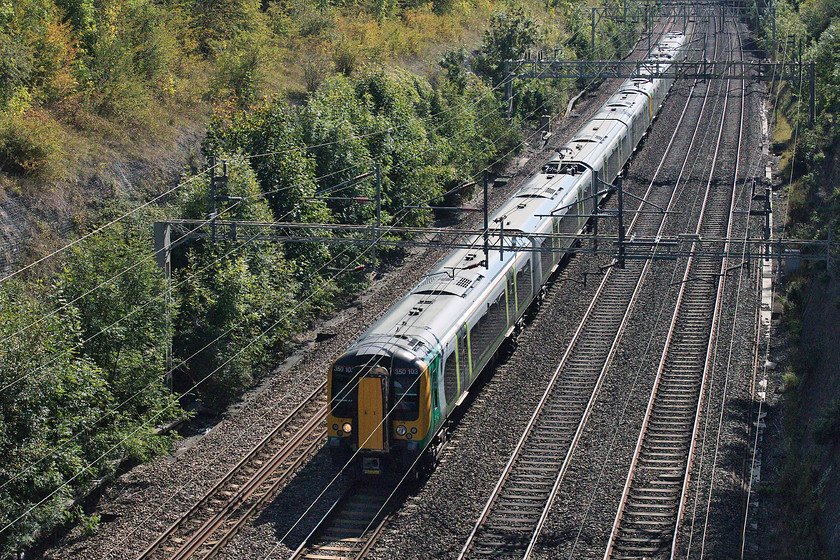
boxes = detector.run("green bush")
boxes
[474,6,543,85]
[0,282,129,556]
[0,88,68,177]
[173,156,304,407]
[56,220,178,420]
[782,372,800,392]
[814,400,840,444]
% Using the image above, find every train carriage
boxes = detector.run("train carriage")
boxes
[326,32,687,477]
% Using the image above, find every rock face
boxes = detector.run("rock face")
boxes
[0,123,205,277]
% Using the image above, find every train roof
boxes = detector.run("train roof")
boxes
[341,31,688,364]
[347,234,523,360]
[347,178,578,361]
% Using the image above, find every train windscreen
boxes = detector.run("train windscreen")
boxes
[330,368,355,417]
[391,373,420,421]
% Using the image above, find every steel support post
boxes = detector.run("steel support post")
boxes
[153,222,173,390]
[483,171,489,268]
[372,164,381,275]
[618,178,626,269]
[209,157,217,243]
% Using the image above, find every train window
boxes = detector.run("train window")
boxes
[471,297,508,372]
[507,272,516,322]
[498,291,508,325]
[391,374,419,421]
[458,330,470,386]
[444,351,457,406]
[470,315,489,372]
[330,368,355,418]
[540,238,553,279]
[516,261,533,310]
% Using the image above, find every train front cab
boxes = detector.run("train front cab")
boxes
[327,351,432,476]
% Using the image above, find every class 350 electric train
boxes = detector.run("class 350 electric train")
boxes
[326,32,687,477]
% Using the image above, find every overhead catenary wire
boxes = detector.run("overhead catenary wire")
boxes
[686,19,792,557]
[0,37,566,510]
[0,242,382,541]
[6,93,509,539]
[0,54,512,286]
[561,9,765,556]
[4,9,654,549]
[0,160,383,392]
[252,20,683,560]
[0,166,217,285]
[0,58,520,352]
[100,57,582,558]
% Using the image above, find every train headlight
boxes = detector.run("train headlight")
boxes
[332,424,339,431]
[396,425,407,436]
[342,423,352,433]
[411,427,417,434]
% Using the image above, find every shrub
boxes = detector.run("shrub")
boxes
[474,6,543,85]
[0,88,68,178]
[303,48,332,93]
[0,282,120,556]
[814,400,840,444]
[214,32,265,106]
[333,40,358,76]
[782,372,800,392]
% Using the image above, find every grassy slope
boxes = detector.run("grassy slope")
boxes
[1,0,576,277]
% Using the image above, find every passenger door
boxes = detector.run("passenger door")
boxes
[357,367,388,451]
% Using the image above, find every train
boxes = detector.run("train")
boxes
[326,31,688,476]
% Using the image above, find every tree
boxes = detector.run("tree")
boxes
[55,219,178,423]
[0,283,116,556]
[475,7,543,85]
[173,155,305,407]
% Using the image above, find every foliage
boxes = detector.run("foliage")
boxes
[474,6,543,85]
[173,244,301,408]
[0,283,125,555]
[173,156,304,407]
[813,399,840,445]
[0,0,568,552]
[205,104,325,223]
[781,371,800,392]
[809,19,840,116]
[0,87,69,177]
[55,220,179,424]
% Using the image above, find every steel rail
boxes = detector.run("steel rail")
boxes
[137,382,328,560]
[457,14,716,558]
[289,485,396,560]
[676,16,748,559]
[523,13,728,559]
[168,420,327,559]
[603,11,745,559]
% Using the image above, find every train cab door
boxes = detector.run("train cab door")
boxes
[428,353,441,416]
[357,367,388,451]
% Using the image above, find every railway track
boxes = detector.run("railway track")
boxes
[137,383,328,560]
[456,14,728,560]
[603,14,746,560]
[290,484,396,560]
